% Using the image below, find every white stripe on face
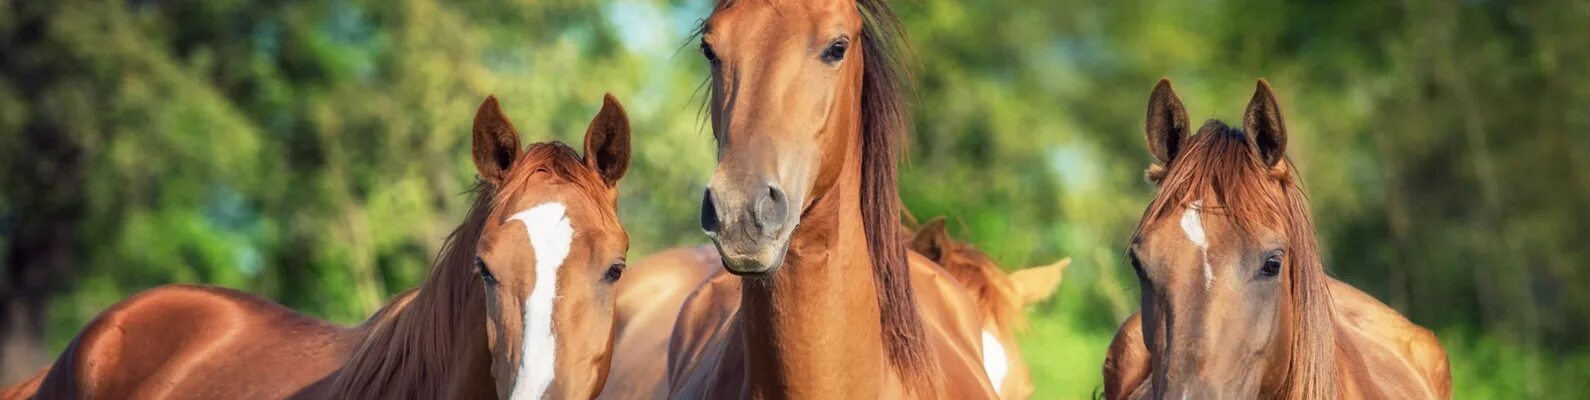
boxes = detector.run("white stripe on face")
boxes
[507,202,574,400]
[981,331,1009,395]
[1179,201,1213,290]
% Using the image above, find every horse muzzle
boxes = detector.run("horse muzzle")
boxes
[700,182,793,276]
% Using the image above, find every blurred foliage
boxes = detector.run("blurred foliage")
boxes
[0,0,1586,397]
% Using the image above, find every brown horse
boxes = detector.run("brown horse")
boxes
[907,218,1068,400]
[1101,79,1451,399]
[597,220,1066,400]
[668,0,996,397]
[1,94,634,399]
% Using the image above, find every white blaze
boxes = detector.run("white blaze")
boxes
[1179,201,1214,290]
[982,331,1008,395]
[507,202,574,400]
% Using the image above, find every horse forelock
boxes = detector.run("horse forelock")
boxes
[494,142,616,215]
[1135,120,1338,398]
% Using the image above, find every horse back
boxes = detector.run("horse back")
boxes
[902,252,1000,399]
[34,284,353,399]
[1329,279,1451,399]
[600,245,724,400]
[665,272,746,399]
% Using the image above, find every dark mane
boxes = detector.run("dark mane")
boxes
[327,141,605,398]
[854,0,936,387]
[1135,120,1338,399]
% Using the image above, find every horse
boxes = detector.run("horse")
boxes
[1100,79,1451,399]
[0,94,635,400]
[906,217,1069,400]
[666,0,997,396]
[597,218,1066,400]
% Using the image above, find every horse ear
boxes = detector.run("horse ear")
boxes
[908,217,951,263]
[584,93,631,187]
[1008,258,1070,307]
[1243,79,1287,167]
[473,95,522,186]
[1145,78,1190,165]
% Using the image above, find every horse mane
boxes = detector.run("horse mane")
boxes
[1136,120,1337,399]
[326,181,494,398]
[852,0,938,388]
[327,142,603,398]
[932,235,1026,333]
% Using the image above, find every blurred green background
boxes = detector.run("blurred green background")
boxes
[1,0,1587,397]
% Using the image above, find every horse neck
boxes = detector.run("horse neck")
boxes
[738,122,888,398]
[327,215,495,398]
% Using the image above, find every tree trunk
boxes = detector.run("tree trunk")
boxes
[0,2,86,384]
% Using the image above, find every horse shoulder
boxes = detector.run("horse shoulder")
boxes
[1327,279,1449,399]
[666,271,745,399]
[1102,312,1150,400]
[1405,320,1451,399]
[905,253,999,398]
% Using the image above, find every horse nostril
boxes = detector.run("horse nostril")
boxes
[700,188,721,235]
[753,184,789,233]
[767,185,785,203]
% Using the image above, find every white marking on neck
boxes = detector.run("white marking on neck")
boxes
[981,331,1008,395]
[507,202,574,400]
[1179,201,1214,290]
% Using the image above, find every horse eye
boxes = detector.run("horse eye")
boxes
[602,262,626,283]
[821,37,849,63]
[475,257,498,285]
[1128,251,1148,282]
[1259,254,1283,278]
[700,41,718,65]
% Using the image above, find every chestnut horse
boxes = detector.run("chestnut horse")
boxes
[1101,79,1450,399]
[668,0,996,396]
[0,94,634,399]
[598,221,1066,400]
[907,218,1069,400]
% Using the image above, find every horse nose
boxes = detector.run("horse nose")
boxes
[700,188,722,235]
[701,180,793,275]
[753,183,788,233]
[701,183,788,239]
